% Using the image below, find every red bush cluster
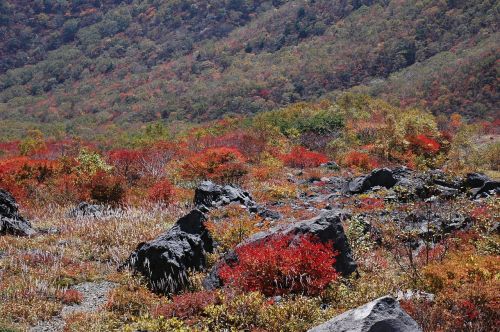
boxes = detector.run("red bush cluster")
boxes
[87,171,126,204]
[281,146,328,168]
[219,234,338,296]
[182,147,247,183]
[408,134,440,155]
[147,180,175,205]
[343,151,378,170]
[153,290,221,322]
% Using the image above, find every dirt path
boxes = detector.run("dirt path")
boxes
[29,281,116,332]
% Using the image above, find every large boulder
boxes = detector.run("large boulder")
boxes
[0,189,36,236]
[194,181,254,209]
[308,296,422,332]
[347,168,397,194]
[124,209,213,294]
[204,210,356,290]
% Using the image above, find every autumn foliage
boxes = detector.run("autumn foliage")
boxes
[408,134,441,155]
[147,180,175,205]
[182,147,247,183]
[281,146,328,169]
[219,234,338,296]
[343,151,378,171]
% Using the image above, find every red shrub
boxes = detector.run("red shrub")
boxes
[108,149,141,183]
[88,171,126,204]
[219,234,338,296]
[182,147,247,183]
[147,180,175,204]
[56,289,83,305]
[343,151,378,170]
[409,134,440,155]
[153,291,220,322]
[197,131,267,161]
[281,146,328,168]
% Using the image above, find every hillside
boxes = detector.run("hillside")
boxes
[0,0,498,140]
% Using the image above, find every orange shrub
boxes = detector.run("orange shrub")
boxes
[87,171,126,204]
[343,151,378,170]
[181,147,247,183]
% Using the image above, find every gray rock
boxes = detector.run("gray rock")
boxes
[68,202,105,218]
[194,181,254,208]
[0,189,36,236]
[308,296,422,332]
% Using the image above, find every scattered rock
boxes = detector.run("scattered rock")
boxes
[29,281,116,332]
[124,209,213,294]
[68,202,106,218]
[397,289,435,302]
[308,296,422,332]
[257,208,282,220]
[0,189,36,236]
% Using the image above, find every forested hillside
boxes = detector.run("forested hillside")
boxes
[0,0,498,140]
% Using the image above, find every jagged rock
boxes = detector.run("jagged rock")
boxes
[194,181,254,208]
[68,202,106,218]
[464,173,490,188]
[124,209,213,294]
[0,189,36,236]
[347,168,397,194]
[257,208,282,220]
[308,296,422,332]
[471,180,500,198]
[204,210,356,290]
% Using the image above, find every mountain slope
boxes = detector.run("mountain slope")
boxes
[0,0,498,139]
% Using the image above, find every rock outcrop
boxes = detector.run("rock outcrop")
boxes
[124,209,213,294]
[194,180,254,209]
[0,189,36,236]
[308,296,422,332]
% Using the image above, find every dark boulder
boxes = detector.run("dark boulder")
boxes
[464,173,490,188]
[347,168,397,194]
[194,181,254,208]
[471,180,500,198]
[308,296,422,332]
[204,210,356,290]
[125,209,213,294]
[0,189,36,237]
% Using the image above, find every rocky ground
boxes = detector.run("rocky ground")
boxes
[0,167,498,331]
